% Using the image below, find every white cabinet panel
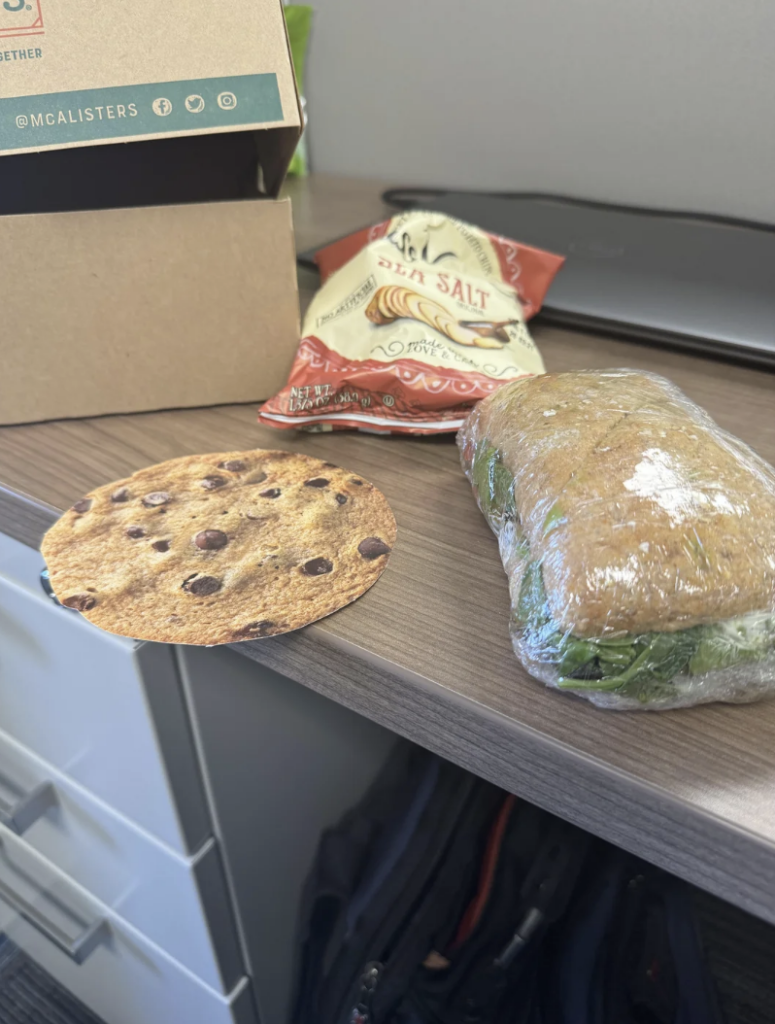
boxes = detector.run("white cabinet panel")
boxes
[0,531,209,854]
[0,727,242,992]
[0,824,257,1024]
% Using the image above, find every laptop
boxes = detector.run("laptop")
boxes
[298,189,775,369]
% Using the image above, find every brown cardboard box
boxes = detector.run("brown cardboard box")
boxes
[0,0,302,424]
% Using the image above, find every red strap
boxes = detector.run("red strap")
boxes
[449,793,517,951]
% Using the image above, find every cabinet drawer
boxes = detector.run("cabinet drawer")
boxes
[0,726,242,993]
[0,825,258,1024]
[0,531,209,855]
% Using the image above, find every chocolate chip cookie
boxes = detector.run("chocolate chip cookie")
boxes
[41,450,396,645]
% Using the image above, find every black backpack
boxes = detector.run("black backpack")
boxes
[291,744,724,1024]
[388,793,590,1024]
[291,745,588,1024]
[543,847,727,1024]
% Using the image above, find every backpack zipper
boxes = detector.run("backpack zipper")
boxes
[349,962,384,1024]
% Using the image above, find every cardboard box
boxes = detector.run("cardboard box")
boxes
[0,0,302,424]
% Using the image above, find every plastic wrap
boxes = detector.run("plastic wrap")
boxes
[458,369,775,710]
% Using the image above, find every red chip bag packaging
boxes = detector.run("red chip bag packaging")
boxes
[259,211,565,434]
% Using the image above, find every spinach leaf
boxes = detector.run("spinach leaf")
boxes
[517,560,550,626]
[557,636,599,675]
[471,445,515,523]
[689,616,775,675]
[557,629,701,698]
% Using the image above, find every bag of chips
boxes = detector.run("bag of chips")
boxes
[259,211,564,434]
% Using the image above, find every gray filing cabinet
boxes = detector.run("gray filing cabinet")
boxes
[0,529,253,1023]
[0,529,397,1024]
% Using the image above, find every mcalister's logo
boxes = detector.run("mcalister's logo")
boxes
[0,0,44,39]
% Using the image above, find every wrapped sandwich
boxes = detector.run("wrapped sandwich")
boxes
[458,370,775,710]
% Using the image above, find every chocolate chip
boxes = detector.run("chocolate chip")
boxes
[63,593,97,612]
[194,529,228,550]
[322,462,338,469]
[218,460,247,472]
[143,492,171,508]
[260,488,281,499]
[126,526,145,539]
[201,475,227,490]
[302,557,333,576]
[182,575,223,596]
[71,499,92,513]
[335,494,348,505]
[358,537,391,560]
[233,620,276,639]
[152,540,170,552]
[351,479,364,486]
[111,488,130,503]
[304,478,329,488]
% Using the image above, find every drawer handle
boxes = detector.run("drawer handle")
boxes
[0,837,109,964]
[0,781,56,836]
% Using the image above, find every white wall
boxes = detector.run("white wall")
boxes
[305,0,775,223]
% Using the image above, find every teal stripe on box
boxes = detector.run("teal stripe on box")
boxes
[0,73,283,150]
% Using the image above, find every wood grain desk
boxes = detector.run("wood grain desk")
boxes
[2,175,775,924]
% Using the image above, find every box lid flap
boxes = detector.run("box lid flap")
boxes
[0,0,301,179]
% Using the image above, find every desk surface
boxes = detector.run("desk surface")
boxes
[2,175,775,922]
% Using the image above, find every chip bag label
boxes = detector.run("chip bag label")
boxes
[260,211,565,434]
